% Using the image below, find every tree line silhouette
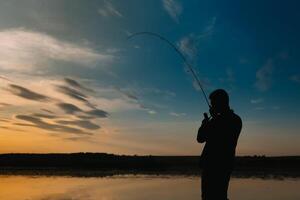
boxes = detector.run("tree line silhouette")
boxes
[0,153,299,177]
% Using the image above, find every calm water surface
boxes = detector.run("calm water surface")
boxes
[0,175,299,200]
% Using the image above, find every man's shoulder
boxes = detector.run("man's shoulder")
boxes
[231,112,242,125]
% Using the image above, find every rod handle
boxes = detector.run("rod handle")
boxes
[204,113,209,120]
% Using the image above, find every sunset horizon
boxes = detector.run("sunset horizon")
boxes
[0,0,299,157]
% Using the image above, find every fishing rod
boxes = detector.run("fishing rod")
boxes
[127,31,211,109]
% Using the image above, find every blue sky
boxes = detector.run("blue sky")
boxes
[0,0,299,155]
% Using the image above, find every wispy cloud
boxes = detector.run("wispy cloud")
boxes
[202,16,217,37]
[146,109,157,115]
[115,87,139,101]
[55,119,100,130]
[7,84,52,102]
[41,109,54,114]
[140,104,157,115]
[0,103,11,108]
[98,0,123,18]
[64,78,94,93]
[2,76,161,117]
[272,106,280,110]
[177,17,217,60]
[254,107,265,110]
[177,34,198,59]
[251,98,264,104]
[0,75,11,82]
[86,109,109,118]
[55,85,88,103]
[32,113,58,119]
[162,0,182,23]
[0,76,112,135]
[254,106,280,111]
[290,74,300,83]
[255,59,273,91]
[192,77,212,92]
[1,75,165,139]
[0,28,113,72]
[113,86,162,115]
[239,58,248,64]
[56,102,82,114]
[56,102,108,118]
[223,68,235,83]
[279,51,289,60]
[218,68,235,91]
[170,112,186,117]
[15,114,92,135]
[0,118,9,122]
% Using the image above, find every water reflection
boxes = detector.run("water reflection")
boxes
[0,175,299,200]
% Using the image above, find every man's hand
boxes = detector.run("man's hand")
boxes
[209,107,218,118]
[197,113,210,143]
[202,113,210,124]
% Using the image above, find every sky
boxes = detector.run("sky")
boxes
[0,0,299,156]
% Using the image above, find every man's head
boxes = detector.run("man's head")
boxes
[209,89,230,114]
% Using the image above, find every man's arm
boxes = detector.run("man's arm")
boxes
[197,118,211,143]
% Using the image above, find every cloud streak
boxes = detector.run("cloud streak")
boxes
[177,17,217,60]
[98,0,123,18]
[0,28,113,72]
[162,0,182,22]
[15,114,92,135]
[56,85,88,103]
[64,78,94,93]
[56,102,109,118]
[86,109,109,118]
[251,98,264,104]
[115,87,139,101]
[7,84,52,102]
[57,103,82,114]
[170,112,186,117]
[255,59,273,91]
[290,75,300,83]
[56,119,100,130]
[178,34,198,60]
[32,113,58,119]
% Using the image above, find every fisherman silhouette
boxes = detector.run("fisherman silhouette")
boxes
[197,89,242,200]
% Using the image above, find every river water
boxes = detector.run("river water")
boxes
[0,175,299,200]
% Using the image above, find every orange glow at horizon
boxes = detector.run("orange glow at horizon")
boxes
[1,121,300,156]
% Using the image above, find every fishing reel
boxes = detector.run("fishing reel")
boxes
[204,113,210,120]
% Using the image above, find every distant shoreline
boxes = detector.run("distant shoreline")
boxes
[0,168,299,179]
[0,153,299,178]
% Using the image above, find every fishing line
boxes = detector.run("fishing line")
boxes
[127,31,211,108]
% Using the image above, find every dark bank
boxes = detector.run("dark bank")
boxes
[0,153,299,177]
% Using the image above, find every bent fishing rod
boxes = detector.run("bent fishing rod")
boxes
[127,31,211,111]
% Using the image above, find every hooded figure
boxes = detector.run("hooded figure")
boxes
[197,89,242,200]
